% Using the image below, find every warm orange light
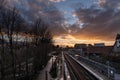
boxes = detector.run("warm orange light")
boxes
[53,34,114,47]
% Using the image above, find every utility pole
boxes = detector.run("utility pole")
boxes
[52,55,53,68]
[45,71,48,80]
[107,61,110,78]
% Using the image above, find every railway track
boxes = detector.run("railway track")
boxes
[64,53,98,80]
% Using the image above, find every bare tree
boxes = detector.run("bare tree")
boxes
[0,0,6,79]
[32,18,53,73]
[2,7,23,80]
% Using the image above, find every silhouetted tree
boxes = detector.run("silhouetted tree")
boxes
[0,0,5,80]
[32,18,53,73]
[1,7,24,80]
[0,0,5,79]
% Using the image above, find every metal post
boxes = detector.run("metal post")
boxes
[107,61,110,78]
[52,56,53,68]
[45,71,48,80]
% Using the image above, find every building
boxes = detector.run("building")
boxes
[74,44,87,55]
[113,34,120,53]
[74,34,120,56]
[74,44,87,49]
[94,43,105,46]
[87,46,113,55]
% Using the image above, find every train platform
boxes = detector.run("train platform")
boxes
[35,58,53,80]
[69,55,111,80]
[78,60,110,80]
[34,55,64,80]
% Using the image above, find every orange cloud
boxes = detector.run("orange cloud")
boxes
[53,34,114,47]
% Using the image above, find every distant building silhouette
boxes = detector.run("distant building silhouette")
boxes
[87,46,113,55]
[94,43,105,46]
[73,34,120,56]
[113,34,120,53]
[74,44,87,55]
[74,44,87,49]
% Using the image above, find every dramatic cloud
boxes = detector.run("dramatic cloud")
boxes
[6,0,64,21]
[6,0,67,35]
[5,0,120,46]
[74,0,120,41]
[98,0,120,10]
[49,0,66,3]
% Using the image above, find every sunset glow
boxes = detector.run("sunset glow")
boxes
[53,34,114,47]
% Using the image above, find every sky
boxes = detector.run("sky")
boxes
[6,0,120,46]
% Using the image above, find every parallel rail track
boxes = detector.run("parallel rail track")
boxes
[64,53,98,80]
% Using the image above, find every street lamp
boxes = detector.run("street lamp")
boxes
[107,61,110,78]
[52,55,53,68]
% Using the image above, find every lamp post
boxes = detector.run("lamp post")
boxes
[107,61,110,78]
[45,71,48,80]
[52,55,53,68]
